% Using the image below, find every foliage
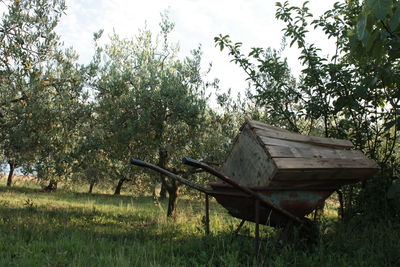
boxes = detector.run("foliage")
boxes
[215,1,400,217]
[0,0,87,187]
[82,14,231,216]
[0,1,237,200]
[214,36,301,132]
[351,0,400,61]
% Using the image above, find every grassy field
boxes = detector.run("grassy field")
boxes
[0,180,399,266]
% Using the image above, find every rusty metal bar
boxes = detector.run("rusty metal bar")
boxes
[234,219,246,235]
[131,158,209,194]
[205,193,210,235]
[182,157,309,230]
[255,199,260,254]
[336,189,345,220]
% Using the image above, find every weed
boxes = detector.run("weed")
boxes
[23,198,35,209]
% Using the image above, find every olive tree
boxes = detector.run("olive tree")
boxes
[0,0,67,186]
[91,15,214,216]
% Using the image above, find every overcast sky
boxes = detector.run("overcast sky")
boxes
[56,0,340,99]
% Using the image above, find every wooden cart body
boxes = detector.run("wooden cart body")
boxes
[223,120,379,189]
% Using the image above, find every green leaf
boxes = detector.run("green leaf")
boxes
[354,86,368,99]
[367,0,391,20]
[334,96,349,111]
[387,184,400,199]
[366,29,379,52]
[368,76,378,88]
[389,37,400,51]
[371,39,385,57]
[390,2,400,31]
[384,119,396,130]
[357,14,368,46]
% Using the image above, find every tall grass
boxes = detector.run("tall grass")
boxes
[0,183,399,266]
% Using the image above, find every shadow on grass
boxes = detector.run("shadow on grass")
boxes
[0,185,41,194]
[0,203,263,266]
[1,189,399,266]
[0,185,154,207]
[0,204,181,248]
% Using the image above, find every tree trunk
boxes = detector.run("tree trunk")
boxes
[156,148,180,217]
[114,178,126,195]
[43,179,58,192]
[158,149,168,200]
[88,181,95,194]
[159,183,167,199]
[167,181,179,217]
[336,189,345,221]
[6,161,15,187]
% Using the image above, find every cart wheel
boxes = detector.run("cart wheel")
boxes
[300,218,319,244]
[278,218,319,246]
[278,221,294,246]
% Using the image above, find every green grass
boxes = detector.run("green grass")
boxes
[0,183,399,266]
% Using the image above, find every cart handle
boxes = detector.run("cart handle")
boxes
[182,157,309,229]
[131,158,209,194]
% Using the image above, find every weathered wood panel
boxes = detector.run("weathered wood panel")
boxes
[267,146,365,159]
[253,127,353,149]
[222,125,277,186]
[273,168,378,181]
[274,158,379,170]
[246,119,353,148]
[247,119,292,133]
[260,136,338,150]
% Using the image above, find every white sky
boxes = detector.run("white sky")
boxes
[57,0,340,100]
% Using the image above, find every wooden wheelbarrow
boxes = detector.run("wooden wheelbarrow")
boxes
[131,120,379,251]
[131,157,320,251]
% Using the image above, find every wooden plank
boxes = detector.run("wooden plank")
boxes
[253,127,353,149]
[273,168,379,181]
[267,146,365,159]
[260,136,339,150]
[274,158,379,170]
[247,119,292,133]
[246,119,353,148]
